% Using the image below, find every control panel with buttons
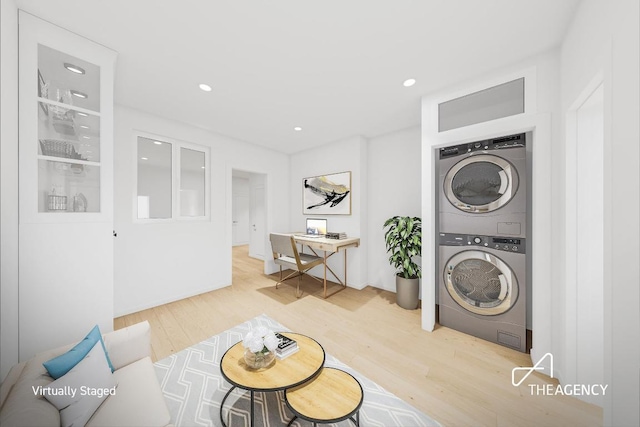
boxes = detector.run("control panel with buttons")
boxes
[439,233,526,254]
[438,133,525,159]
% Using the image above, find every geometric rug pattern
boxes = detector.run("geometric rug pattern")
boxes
[154,314,442,426]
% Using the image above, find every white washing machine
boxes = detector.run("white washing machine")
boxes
[439,133,528,237]
[438,232,527,352]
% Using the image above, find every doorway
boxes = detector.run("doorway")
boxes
[566,80,604,406]
[231,169,267,261]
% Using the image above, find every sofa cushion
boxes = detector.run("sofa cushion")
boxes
[102,321,151,371]
[0,349,62,427]
[43,341,117,427]
[0,360,26,410]
[86,356,170,427]
[43,325,114,379]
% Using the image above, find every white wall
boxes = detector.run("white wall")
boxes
[289,136,368,288]
[367,126,422,292]
[0,0,20,381]
[561,1,640,424]
[113,106,290,316]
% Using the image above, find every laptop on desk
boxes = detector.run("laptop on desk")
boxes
[297,218,327,238]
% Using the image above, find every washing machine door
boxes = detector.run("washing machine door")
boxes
[443,154,519,213]
[444,250,518,315]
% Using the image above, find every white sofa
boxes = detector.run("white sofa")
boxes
[0,321,171,426]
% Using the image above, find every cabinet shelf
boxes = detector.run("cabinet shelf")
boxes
[38,155,100,167]
[38,97,100,117]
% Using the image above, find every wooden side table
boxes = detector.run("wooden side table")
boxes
[285,367,364,426]
[219,333,325,427]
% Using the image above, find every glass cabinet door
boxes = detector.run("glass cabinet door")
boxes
[37,44,102,213]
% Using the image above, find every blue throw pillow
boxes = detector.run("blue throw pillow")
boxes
[43,325,115,379]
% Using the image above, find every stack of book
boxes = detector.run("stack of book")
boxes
[275,333,299,359]
[325,232,348,240]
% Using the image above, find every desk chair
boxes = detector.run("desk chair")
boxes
[270,233,324,298]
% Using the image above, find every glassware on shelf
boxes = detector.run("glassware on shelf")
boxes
[72,193,87,212]
[36,44,102,214]
[38,160,100,213]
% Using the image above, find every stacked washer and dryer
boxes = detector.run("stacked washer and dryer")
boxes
[437,133,529,352]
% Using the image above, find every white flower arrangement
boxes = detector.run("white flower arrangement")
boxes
[242,326,279,354]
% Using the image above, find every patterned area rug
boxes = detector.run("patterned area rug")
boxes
[154,314,441,427]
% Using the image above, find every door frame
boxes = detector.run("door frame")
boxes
[564,73,606,401]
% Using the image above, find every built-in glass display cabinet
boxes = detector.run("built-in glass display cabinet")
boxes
[18,11,117,360]
[37,44,102,213]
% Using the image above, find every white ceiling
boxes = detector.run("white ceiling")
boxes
[17,0,580,154]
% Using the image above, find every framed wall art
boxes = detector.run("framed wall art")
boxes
[303,171,351,215]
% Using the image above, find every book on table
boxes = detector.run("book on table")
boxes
[275,333,298,359]
[276,345,299,359]
[325,232,348,239]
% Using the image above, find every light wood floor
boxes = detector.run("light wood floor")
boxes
[115,245,602,427]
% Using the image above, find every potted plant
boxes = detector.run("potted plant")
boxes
[383,216,422,309]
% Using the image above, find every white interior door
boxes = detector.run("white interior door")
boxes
[249,185,265,259]
[232,193,250,246]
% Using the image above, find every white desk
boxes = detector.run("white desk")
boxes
[292,235,360,298]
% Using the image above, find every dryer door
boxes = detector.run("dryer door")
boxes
[443,154,519,213]
[444,250,518,315]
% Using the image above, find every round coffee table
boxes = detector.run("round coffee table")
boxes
[219,333,325,427]
[285,367,363,426]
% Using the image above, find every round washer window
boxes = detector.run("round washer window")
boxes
[443,154,519,213]
[450,258,504,308]
[445,250,518,316]
[452,162,504,206]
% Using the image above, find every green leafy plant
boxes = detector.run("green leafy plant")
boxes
[383,216,422,279]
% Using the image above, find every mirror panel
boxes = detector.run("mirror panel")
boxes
[180,148,206,217]
[137,137,172,219]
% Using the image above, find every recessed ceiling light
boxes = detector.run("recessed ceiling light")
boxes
[80,125,89,129]
[403,78,416,87]
[82,136,90,139]
[76,112,88,117]
[64,63,85,74]
[199,83,212,92]
[154,141,162,145]
[201,166,205,169]
[70,90,88,99]
[294,126,302,131]
[141,157,148,160]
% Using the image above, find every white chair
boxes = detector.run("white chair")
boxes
[269,233,324,297]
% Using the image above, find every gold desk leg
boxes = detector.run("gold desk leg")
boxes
[344,249,348,289]
[323,251,328,298]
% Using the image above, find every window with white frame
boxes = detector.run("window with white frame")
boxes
[136,134,209,221]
